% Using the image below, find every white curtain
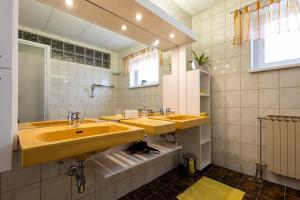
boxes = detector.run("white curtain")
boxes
[234,0,300,45]
[129,49,159,87]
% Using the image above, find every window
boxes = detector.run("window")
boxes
[129,49,159,88]
[251,13,300,71]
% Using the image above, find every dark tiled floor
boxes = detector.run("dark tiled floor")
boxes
[120,164,300,200]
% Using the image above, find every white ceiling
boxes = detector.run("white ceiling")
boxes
[171,0,224,15]
[19,0,137,53]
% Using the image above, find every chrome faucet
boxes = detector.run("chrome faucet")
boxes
[68,112,81,127]
[165,108,175,116]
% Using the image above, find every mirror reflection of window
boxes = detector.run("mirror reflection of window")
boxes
[128,48,160,88]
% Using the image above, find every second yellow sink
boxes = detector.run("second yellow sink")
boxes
[149,114,210,130]
[19,122,145,167]
[120,118,176,136]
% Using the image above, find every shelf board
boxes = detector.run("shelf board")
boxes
[200,159,211,170]
[199,69,209,75]
[90,142,182,178]
[200,138,211,145]
[200,93,210,97]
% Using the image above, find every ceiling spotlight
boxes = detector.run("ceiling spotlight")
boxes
[65,0,74,7]
[121,25,127,31]
[153,40,160,46]
[169,33,175,38]
[136,13,142,21]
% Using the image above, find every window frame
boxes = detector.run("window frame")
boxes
[250,34,300,72]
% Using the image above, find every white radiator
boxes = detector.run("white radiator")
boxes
[266,115,300,179]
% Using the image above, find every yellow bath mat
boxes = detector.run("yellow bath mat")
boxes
[177,177,245,200]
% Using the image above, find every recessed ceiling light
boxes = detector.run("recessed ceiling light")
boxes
[65,0,74,7]
[136,13,142,21]
[153,40,159,46]
[121,25,127,31]
[169,33,175,38]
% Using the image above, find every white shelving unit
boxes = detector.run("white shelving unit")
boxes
[90,142,182,178]
[186,69,211,170]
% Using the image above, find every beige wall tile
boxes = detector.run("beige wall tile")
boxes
[212,44,226,61]
[41,175,71,200]
[212,2,226,15]
[241,108,258,126]
[259,70,279,89]
[212,76,226,91]
[280,67,300,88]
[280,87,300,108]
[96,184,115,200]
[1,183,40,200]
[226,74,241,91]
[212,60,226,76]
[226,157,242,172]
[241,125,259,145]
[241,144,258,163]
[212,138,226,156]
[226,0,240,9]
[212,153,226,167]
[225,56,241,74]
[226,41,241,58]
[240,54,250,72]
[259,89,279,108]
[212,123,226,139]
[241,72,258,90]
[226,90,241,107]
[1,152,40,193]
[212,12,226,30]
[226,124,241,142]
[241,90,258,108]
[200,18,212,34]
[226,108,241,124]
[212,92,226,107]
[226,141,241,159]
[41,161,60,180]
[212,28,225,46]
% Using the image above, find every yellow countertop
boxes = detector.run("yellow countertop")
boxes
[120,117,176,136]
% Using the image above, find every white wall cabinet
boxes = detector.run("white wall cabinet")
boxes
[0,69,14,171]
[0,0,15,69]
[0,0,18,172]
[186,69,211,170]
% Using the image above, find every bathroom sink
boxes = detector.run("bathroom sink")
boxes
[18,118,99,130]
[18,122,144,167]
[120,118,176,136]
[99,115,125,121]
[149,114,210,130]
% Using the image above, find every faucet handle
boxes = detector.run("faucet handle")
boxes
[73,112,81,120]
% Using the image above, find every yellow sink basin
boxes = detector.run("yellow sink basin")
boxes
[99,114,124,121]
[18,118,99,130]
[18,122,144,167]
[149,114,210,130]
[120,118,176,136]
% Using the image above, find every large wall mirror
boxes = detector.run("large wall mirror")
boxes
[18,0,172,123]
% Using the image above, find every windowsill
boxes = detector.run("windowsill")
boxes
[129,83,159,89]
[249,63,300,73]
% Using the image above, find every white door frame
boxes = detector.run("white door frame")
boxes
[18,39,51,120]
